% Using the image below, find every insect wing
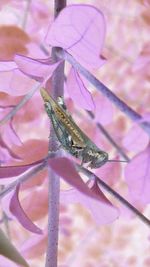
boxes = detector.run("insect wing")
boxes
[40,88,86,148]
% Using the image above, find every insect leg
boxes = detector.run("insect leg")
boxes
[57,97,67,111]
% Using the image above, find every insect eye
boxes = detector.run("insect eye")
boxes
[99,151,108,161]
[93,151,108,168]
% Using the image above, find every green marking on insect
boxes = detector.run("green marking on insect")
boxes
[40,88,126,169]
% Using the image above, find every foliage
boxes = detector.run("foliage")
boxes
[0,1,150,266]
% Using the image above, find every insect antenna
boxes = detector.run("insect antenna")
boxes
[107,159,129,163]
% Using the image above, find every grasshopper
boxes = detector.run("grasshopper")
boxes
[40,88,109,168]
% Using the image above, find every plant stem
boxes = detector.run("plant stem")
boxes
[57,50,150,136]
[0,83,40,125]
[0,161,46,199]
[78,165,150,228]
[45,1,66,267]
[1,155,149,228]
[87,111,130,161]
[21,0,31,30]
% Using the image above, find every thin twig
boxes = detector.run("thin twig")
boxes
[0,161,46,199]
[1,155,149,228]
[21,0,31,30]
[78,165,150,228]
[57,49,150,136]
[87,111,130,161]
[0,83,40,125]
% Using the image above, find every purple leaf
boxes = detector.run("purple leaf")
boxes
[49,157,119,224]
[0,160,42,179]
[66,68,95,111]
[45,4,106,69]
[123,124,149,153]
[60,186,119,225]
[93,92,114,125]
[20,231,47,258]
[15,55,61,83]
[0,256,19,267]
[1,123,22,148]
[9,184,43,234]
[125,146,150,204]
[0,61,35,96]
[0,136,21,164]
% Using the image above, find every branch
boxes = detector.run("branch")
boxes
[0,161,46,199]
[57,49,150,136]
[21,0,31,30]
[87,111,130,161]
[45,1,66,267]
[0,83,40,125]
[77,165,150,228]
[1,155,149,228]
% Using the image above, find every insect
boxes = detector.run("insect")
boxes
[40,88,114,169]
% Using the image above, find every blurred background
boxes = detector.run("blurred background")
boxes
[0,1,150,266]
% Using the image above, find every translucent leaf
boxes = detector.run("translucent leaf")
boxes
[0,136,21,164]
[66,67,95,111]
[0,160,42,179]
[45,4,106,69]
[49,157,119,224]
[123,124,149,153]
[9,184,43,234]
[60,185,119,225]
[0,61,35,96]
[93,92,114,125]
[96,158,121,186]
[125,147,150,204]
[21,232,47,259]
[15,55,61,83]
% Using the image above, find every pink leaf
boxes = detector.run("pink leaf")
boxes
[144,0,150,6]
[49,157,119,224]
[60,186,119,225]
[45,4,106,69]
[0,160,42,179]
[125,147,150,204]
[66,68,95,111]
[119,193,146,221]
[132,43,150,72]
[123,124,149,153]
[94,92,114,125]
[0,256,19,267]
[21,231,47,258]
[0,136,21,164]
[96,158,121,186]
[9,184,43,234]
[0,1,11,10]
[0,147,16,165]
[1,123,22,148]
[15,55,61,83]
[0,61,35,96]
[0,121,22,163]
